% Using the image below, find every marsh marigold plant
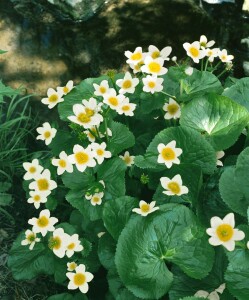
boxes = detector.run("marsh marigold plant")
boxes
[8,36,249,300]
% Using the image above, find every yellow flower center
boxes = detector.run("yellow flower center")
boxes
[161,147,176,161]
[167,182,180,194]
[99,86,106,94]
[221,55,227,61]
[92,196,100,203]
[33,195,41,202]
[122,80,132,89]
[48,94,58,103]
[140,203,150,213]
[37,178,49,191]
[63,86,69,94]
[29,166,36,173]
[151,51,160,59]
[51,236,62,250]
[108,97,118,107]
[67,242,75,250]
[59,159,66,168]
[131,52,142,61]
[124,156,131,165]
[216,224,234,242]
[148,81,156,88]
[189,47,199,58]
[69,262,77,271]
[73,273,86,286]
[167,103,179,115]
[122,105,130,111]
[77,113,91,124]
[207,50,213,56]
[27,233,36,242]
[85,108,94,117]
[96,149,104,156]
[148,62,161,73]
[44,131,51,139]
[75,152,89,164]
[37,215,49,228]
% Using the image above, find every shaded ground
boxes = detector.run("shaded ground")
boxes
[0,0,233,97]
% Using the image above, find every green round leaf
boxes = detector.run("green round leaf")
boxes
[135,126,216,174]
[115,204,214,299]
[103,196,138,240]
[180,94,249,150]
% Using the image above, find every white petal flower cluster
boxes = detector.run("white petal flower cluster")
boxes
[183,35,234,64]
[132,200,159,217]
[36,122,57,145]
[119,151,135,167]
[85,180,105,206]
[41,80,74,109]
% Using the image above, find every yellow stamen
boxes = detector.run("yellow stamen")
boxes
[33,195,41,202]
[148,62,161,73]
[216,224,234,242]
[37,178,49,191]
[48,94,58,103]
[148,81,156,88]
[63,86,69,94]
[151,51,160,59]
[189,47,199,58]
[73,273,86,286]
[161,148,175,161]
[167,103,179,115]
[27,233,36,242]
[69,262,77,271]
[77,113,91,124]
[67,242,75,250]
[37,215,49,227]
[96,149,104,156]
[75,152,89,164]
[92,196,100,203]
[122,105,130,111]
[29,166,36,173]
[140,203,150,213]
[44,131,51,139]
[131,52,142,61]
[108,97,118,106]
[99,86,106,94]
[122,80,132,89]
[59,159,66,168]
[124,156,131,164]
[167,182,180,194]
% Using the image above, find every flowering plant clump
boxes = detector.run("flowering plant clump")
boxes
[8,35,249,300]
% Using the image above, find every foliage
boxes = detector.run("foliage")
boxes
[7,39,249,300]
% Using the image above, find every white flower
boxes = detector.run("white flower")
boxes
[29,169,57,195]
[68,144,96,172]
[141,56,167,75]
[116,72,139,94]
[91,142,111,164]
[67,262,78,271]
[119,151,135,167]
[184,66,194,76]
[195,283,226,300]
[89,192,104,206]
[103,89,125,110]
[183,41,205,63]
[52,151,74,175]
[125,46,145,65]
[219,49,234,63]
[216,151,225,166]
[160,174,188,196]
[68,98,103,129]
[36,122,57,146]
[171,56,177,62]
[66,264,94,293]
[41,88,64,109]
[200,35,215,48]
[49,228,69,258]
[93,80,110,97]
[205,48,219,62]
[129,61,144,74]
[66,234,84,258]
[116,98,136,116]
[142,75,163,94]
[206,213,245,251]
[97,232,105,238]
[21,230,40,250]
[27,190,49,209]
[57,80,74,95]
[23,159,43,181]
[28,209,58,237]
[157,140,182,168]
[162,98,181,119]
[132,200,159,217]
[148,45,172,61]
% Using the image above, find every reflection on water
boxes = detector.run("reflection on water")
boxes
[0,0,248,97]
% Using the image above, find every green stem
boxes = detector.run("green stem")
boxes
[180,80,183,96]
[217,69,227,79]
[201,59,204,72]
[161,91,176,100]
[204,58,209,71]
[104,117,109,142]
[88,128,99,141]
[94,125,101,139]
[211,61,222,73]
